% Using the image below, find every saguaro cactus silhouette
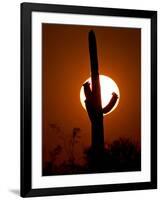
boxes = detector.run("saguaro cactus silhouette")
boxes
[83,30,118,158]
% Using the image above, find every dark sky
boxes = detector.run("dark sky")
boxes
[42,23,141,163]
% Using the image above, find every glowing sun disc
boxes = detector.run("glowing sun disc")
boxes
[80,75,120,115]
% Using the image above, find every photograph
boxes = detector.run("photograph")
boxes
[42,24,141,176]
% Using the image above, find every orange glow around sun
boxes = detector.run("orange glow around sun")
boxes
[80,75,120,115]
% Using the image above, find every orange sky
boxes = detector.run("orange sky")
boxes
[42,23,141,163]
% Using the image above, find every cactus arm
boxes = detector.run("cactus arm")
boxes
[102,92,118,114]
[83,82,92,101]
[83,82,95,122]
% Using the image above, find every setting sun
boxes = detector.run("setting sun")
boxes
[80,75,120,115]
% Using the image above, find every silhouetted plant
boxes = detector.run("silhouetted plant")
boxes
[49,145,62,163]
[43,124,84,175]
[49,123,66,147]
[69,128,81,166]
[84,138,141,173]
[108,138,141,171]
[44,124,140,175]
[83,30,118,161]
[49,123,70,158]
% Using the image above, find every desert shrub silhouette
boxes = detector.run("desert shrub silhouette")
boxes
[43,128,141,176]
[84,138,141,173]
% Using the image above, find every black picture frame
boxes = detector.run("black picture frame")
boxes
[21,2,157,197]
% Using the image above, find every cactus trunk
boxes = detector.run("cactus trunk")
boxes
[83,30,118,161]
[88,31,104,155]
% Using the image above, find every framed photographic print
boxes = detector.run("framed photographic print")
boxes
[21,2,157,197]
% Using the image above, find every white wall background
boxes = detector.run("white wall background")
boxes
[0,0,159,199]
